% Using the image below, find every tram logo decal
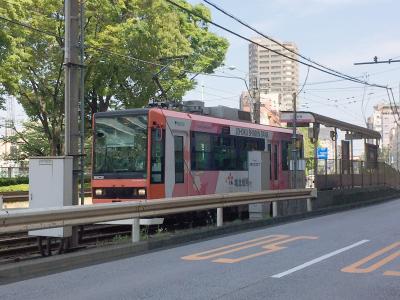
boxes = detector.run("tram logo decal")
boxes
[225,173,250,187]
[225,173,234,185]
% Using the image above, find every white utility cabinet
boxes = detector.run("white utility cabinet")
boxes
[248,151,270,220]
[28,156,73,237]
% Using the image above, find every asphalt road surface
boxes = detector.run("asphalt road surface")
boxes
[1,198,400,300]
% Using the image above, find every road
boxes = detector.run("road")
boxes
[1,198,400,300]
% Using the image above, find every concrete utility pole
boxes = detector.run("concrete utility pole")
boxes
[292,92,297,188]
[251,77,260,124]
[64,0,80,246]
[79,1,85,206]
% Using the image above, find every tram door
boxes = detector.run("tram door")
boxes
[270,142,280,189]
[173,133,189,196]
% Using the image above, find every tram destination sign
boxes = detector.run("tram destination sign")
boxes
[230,126,271,139]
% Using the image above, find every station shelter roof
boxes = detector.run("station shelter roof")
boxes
[280,111,381,140]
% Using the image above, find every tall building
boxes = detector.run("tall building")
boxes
[367,103,398,147]
[248,38,299,112]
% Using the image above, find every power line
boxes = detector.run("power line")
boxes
[0,14,256,98]
[305,66,400,86]
[0,14,59,38]
[297,67,310,96]
[165,0,389,89]
[354,59,400,65]
[202,0,371,86]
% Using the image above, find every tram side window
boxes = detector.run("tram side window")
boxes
[274,144,278,180]
[281,141,290,171]
[236,137,265,170]
[174,136,184,183]
[191,131,265,171]
[213,135,237,170]
[191,132,213,170]
[268,144,272,179]
[151,129,165,183]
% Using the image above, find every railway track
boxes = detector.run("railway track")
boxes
[1,190,92,203]
[0,224,132,264]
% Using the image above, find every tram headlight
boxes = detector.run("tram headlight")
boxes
[95,189,103,196]
[138,188,146,196]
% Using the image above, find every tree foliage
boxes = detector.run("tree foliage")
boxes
[0,0,228,155]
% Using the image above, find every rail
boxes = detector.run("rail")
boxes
[0,189,316,234]
[0,190,92,204]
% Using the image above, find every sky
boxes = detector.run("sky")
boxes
[184,0,400,152]
[3,0,400,153]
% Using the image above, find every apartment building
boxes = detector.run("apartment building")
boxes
[248,38,299,111]
[367,103,398,147]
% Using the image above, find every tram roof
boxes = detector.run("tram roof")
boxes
[161,108,294,134]
[280,111,381,140]
[94,108,295,134]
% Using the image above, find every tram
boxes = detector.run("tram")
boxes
[91,105,303,203]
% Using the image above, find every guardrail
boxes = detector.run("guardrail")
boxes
[0,189,316,236]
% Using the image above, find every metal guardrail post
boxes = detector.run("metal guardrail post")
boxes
[351,160,354,188]
[306,198,312,212]
[383,164,386,187]
[132,218,140,243]
[361,161,364,188]
[0,195,3,210]
[217,208,223,227]
[272,202,278,217]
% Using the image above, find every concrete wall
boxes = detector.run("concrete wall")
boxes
[277,186,400,217]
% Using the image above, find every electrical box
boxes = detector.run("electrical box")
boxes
[28,156,73,238]
[248,151,270,220]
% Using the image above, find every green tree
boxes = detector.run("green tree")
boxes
[299,127,317,174]
[0,0,228,155]
[2,122,51,160]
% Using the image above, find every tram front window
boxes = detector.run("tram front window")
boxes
[94,114,148,178]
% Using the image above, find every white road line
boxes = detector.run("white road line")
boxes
[271,239,370,278]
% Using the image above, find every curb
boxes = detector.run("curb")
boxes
[0,193,399,284]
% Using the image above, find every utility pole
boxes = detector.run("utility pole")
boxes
[292,92,297,188]
[79,1,85,206]
[251,77,260,124]
[397,125,399,171]
[64,0,80,246]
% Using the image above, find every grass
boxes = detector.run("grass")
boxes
[0,184,29,193]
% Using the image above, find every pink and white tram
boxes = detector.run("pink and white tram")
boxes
[91,107,303,203]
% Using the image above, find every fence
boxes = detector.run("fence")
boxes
[308,159,400,190]
[0,167,28,178]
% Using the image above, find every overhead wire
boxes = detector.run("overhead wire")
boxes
[297,66,310,96]
[2,1,398,124]
[202,0,370,86]
[167,0,400,124]
[0,14,59,38]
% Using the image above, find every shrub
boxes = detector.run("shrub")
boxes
[0,177,29,187]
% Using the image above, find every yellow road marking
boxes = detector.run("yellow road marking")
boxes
[214,236,318,264]
[182,234,318,264]
[341,242,400,274]
[383,270,400,276]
